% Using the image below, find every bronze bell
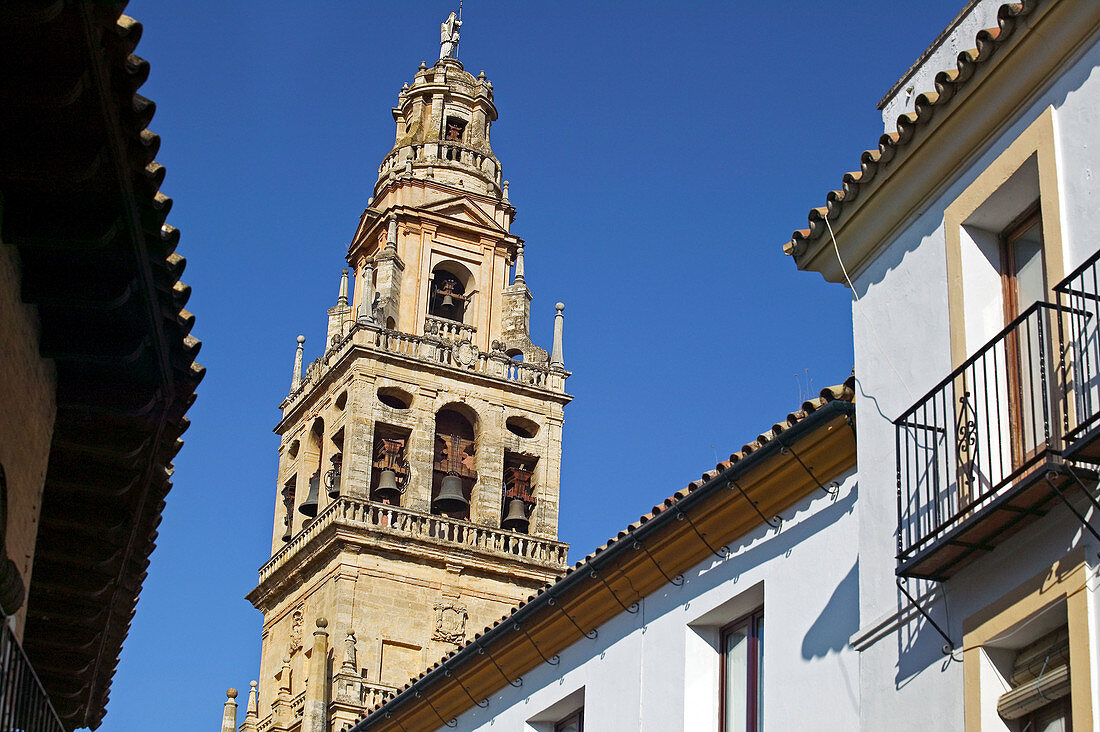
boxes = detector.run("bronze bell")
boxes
[441,292,455,309]
[433,474,468,514]
[375,468,402,504]
[501,497,529,532]
[299,471,320,517]
[281,517,293,543]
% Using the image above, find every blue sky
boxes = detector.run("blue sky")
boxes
[99,2,966,729]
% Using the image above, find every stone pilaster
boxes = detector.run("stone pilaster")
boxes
[301,618,330,732]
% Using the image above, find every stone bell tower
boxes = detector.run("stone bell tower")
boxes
[235,17,573,732]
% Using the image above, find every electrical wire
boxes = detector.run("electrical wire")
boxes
[824,215,915,401]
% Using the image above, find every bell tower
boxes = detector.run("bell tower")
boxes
[238,17,572,732]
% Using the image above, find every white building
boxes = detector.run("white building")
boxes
[788,0,1100,729]
[344,0,1100,730]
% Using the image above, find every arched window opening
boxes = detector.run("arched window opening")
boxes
[444,116,466,144]
[428,263,474,324]
[326,429,344,499]
[378,386,413,410]
[281,476,296,542]
[432,407,477,520]
[505,348,524,362]
[506,416,539,439]
[502,453,538,534]
[335,391,348,411]
[371,423,411,505]
[299,418,324,518]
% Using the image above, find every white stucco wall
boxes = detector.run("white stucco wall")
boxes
[850,25,1100,732]
[446,470,860,732]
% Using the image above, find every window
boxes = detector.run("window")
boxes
[999,204,1049,467]
[721,609,763,732]
[554,710,582,732]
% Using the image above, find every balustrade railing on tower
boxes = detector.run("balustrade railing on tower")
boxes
[259,497,569,585]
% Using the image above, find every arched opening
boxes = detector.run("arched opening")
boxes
[505,348,524,362]
[502,452,538,534]
[432,405,477,520]
[299,418,324,518]
[428,262,474,324]
[378,386,413,410]
[506,416,539,439]
[335,391,348,411]
[371,423,411,505]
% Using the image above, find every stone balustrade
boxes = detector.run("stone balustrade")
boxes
[362,681,398,710]
[376,141,501,187]
[259,497,569,586]
[282,323,567,410]
[424,314,476,343]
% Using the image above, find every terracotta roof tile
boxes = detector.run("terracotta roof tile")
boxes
[784,1,1036,260]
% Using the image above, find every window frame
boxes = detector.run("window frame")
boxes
[719,607,763,732]
[553,708,583,732]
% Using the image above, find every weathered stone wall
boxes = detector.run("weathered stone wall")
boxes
[0,211,56,637]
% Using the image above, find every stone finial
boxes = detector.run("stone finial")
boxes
[502,180,510,203]
[342,629,357,671]
[337,269,349,306]
[220,688,239,732]
[279,655,292,694]
[513,245,525,285]
[551,303,565,368]
[478,70,487,82]
[315,617,328,630]
[291,335,306,390]
[418,61,427,71]
[241,681,259,731]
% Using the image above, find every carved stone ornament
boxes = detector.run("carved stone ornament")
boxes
[288,609,304,654]
[432,601,468,644]
[454,340,477,367]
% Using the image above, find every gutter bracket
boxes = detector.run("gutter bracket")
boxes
[414,690,457,728]
[547,593,598,640]
[729,479,783,529]
[474,639,523,688]
[777,437,839,499]
[675,510,730,559]
[441,659,489,709]
[513,622,560,666]
[632,540,684,586]
[589,568,639,614]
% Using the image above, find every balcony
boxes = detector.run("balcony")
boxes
[0,623,65,732]
[895,259,1100,580]
[258,497,570,587]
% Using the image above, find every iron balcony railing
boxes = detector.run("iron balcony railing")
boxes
[0,622,65,732]
[894,301,1072,572]
[1055,246,1100,453]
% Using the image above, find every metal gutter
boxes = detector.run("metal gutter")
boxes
[351,398,856,730]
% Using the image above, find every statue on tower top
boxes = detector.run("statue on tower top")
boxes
[439,11,461,60]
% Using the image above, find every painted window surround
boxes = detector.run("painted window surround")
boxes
[962,548,1094,731]
[944,106,1065,369]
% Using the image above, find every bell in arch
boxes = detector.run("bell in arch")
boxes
[433,474,468,514]
[501,497,529,532]
[280,517,293,543]
[375,468,402,504]
[299,471,320,518]
[441,291,455,310]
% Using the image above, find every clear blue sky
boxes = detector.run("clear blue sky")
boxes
[99,2,965,729]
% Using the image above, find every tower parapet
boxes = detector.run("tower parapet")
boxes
[375,57,502,199]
